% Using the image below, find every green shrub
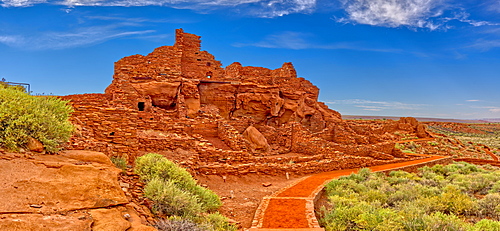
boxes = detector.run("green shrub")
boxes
[201,213,238,231]
[321,163,500,231]
[110,156,127,171]
[155,217,205,231]
[320,200,369,231]
[471,219,500,231]
[135,153,222,212]
[0,85,74,152]
[135,153,232,230]
[144,177,203,217]
[477,194,500,220]
[424,212,470,231]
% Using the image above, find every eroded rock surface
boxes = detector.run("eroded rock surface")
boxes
[60,29,432,176]
[0,150,156,231]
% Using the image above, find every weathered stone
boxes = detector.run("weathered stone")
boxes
[0,151,128,214]
[90,208,131,231]
[56,28,433,176]
[243,126,270,153]
[27,137,43,152]
[0,213,92,231]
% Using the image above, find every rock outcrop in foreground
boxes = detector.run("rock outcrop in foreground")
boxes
[61,29,432,175]
[0,149,155,231]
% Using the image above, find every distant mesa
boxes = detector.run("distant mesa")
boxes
[61,29,432,175]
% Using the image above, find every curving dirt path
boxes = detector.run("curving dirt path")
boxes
[249,139,450,231]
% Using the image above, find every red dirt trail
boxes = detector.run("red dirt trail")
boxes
[251,139,449,230]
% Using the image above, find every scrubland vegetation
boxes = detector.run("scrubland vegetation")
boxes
[0,83,73,152]
[135,153,236,231]
[319,162,500,231]
[429,124,500,150]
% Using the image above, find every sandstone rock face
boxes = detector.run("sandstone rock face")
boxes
[0,150,156,231]
[105,29,341,131]
[60,28,433,175]
[243,126,270,153]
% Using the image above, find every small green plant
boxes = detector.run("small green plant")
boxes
[155,217,205,231]
[110,156,128,171]
[0,85,74,152]
[320,163,500,231]
[428,141,439,146]
[135,153,233,230]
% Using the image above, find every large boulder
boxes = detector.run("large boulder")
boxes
[243,126,270,153]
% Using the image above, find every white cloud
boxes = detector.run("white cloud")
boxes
[0,35,23,46]
[443,11,500,27]
[326,99,425,111]
[467,39,500,51]
[486,0,500,13]
[469,106,500,114]
[1,0,316,17]
[336,0,500,30]
[466,99,481,102]
[1,0,46,7]
[337,0,444,29]
[235,31,313,49]
[233,31,402,52]
[0,25,155,50]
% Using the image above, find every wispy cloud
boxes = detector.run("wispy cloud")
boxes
[467,39,500,51]
[336,0,445,30]
[1,0,317,17]
[442,11,500,27]
[233,31,402,52]
[326,99,425,111]
[486,0,500,13]
[466,99,481,102]
[0,25,155,50]
[470,106,500,113]
[336,0,499,30]
[1,0,47,7]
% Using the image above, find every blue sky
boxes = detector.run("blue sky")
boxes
[1,0,500,119]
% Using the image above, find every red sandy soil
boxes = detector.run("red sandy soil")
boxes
[195,173,308,229]
[261,199,308,228]
[262,154,446,229]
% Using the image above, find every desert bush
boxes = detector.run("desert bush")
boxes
[387,183,419,206]
[201,213,237,231]
[110,156,127,171]
[136,154,221,212]
[320,200,371,231]
[135,153,222,212]
[439,185,477,215]
[470,219,500,231]
[144,177,203,217]
[490,181,500,193]
[424,212,470,231]
[321,164,500,231]
[135,153,232,230]
[155,217,205,231]
[0,85,74,152]
[451,172,500,194]
[477,193,500,220]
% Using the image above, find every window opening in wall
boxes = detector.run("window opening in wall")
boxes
[197,59,202,61]
[206,71,213,79]
[206,62,211,67]
[109,132,115,136]
[138,102,145,111]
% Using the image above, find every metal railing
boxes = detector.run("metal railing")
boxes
[1,78,31,94]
